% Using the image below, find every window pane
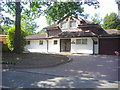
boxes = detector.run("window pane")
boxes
[76,39,81,44]
[82,39,87,44]
[61,22,67,29]
[70,21,76,28]
[54,40,57,45]
[39,40,43,45]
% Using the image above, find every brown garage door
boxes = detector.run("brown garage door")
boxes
[99,38,120,55]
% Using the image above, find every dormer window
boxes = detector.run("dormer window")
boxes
[61,22,67,29]
[70,21,76,28]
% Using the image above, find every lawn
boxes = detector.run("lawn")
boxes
[2,52,69,69]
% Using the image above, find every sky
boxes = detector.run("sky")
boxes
[35,0,118,32]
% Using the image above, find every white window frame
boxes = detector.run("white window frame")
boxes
[82,39,87,44]
[76,39,87,44]
[76,39,81,44]
[61,21,67,29]
[70,20,76,28]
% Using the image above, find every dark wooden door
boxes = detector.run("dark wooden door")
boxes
[60,39,71,52]
[99,38,120,55]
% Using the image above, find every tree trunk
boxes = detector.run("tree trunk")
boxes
[13,1,21,53]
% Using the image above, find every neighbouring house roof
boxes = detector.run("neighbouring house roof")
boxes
[26,33,49,40]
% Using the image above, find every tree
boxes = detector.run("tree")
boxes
[7,26,26,52]
[103,13,120,29]
[91,13,102,25]
[13,1,21,53]
[21,16,39,35]
[116,18,120,30]
[1,2,44,53]
[45,0,100,24]
[45,2,84,24]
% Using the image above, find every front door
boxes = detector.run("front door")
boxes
[60,39,71,52]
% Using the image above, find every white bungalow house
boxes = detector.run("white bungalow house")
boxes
[25,16,120,55]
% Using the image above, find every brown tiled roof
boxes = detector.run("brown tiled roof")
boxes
[26,33,49,40]
[105,29,120,35]
[26,30,120,40]
[43,24,59,29]
[54,31,97,38]
[43,16,96,30]
[78,17,95,25]
[98,29,120,37]
[47,29,62,37]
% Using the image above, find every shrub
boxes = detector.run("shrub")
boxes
[6,26,26,52]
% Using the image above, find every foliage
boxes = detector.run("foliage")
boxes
[91,13,102,25]
[21,16,39,35]
[21,21,38,35]
[45,0,100,24]
[103,13,120,29]
[0,2,14,25]
[37,29,46,34]
[1,25,11,34]
[116,18,120,30]
[45,2,84,23]
[117,25,120,30]
[6,26,26,52]
[0,1,100,27]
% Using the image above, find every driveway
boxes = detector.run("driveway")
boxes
[15,54,119,81]
[2,54,119,88]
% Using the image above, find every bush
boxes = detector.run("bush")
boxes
[6,26,26,52]
[116,25,120,30]
[2,44,10,52]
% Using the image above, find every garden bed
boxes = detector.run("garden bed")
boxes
[2,52,69,69]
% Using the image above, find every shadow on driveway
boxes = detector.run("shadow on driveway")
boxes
[2,70,118,88]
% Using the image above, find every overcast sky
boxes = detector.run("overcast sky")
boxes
[35,0,118,32]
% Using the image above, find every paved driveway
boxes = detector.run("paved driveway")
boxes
[16,55,119,81]
[2,54,119,88]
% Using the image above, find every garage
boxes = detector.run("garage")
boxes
[99,37,120,55]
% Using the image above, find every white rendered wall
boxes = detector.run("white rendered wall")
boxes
[94,39,99,54]
[71,38,93,54]
[48,39,60,53]
[25,40,47,53]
